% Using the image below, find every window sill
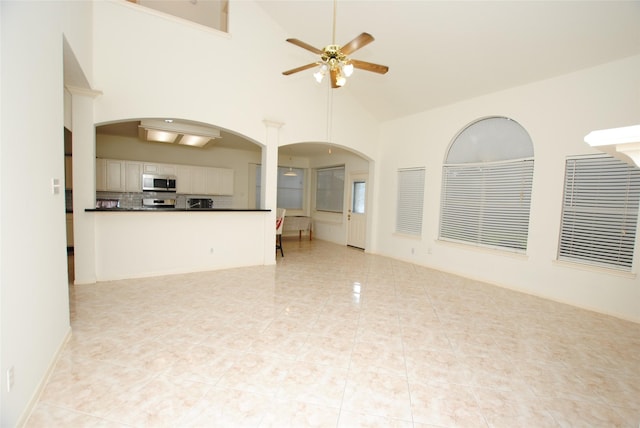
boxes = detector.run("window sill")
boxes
[553,259,637,279]
[436,239,529,260]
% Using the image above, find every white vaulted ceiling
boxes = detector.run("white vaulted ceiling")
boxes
[258,0,640,122]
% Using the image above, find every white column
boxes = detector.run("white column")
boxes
[67,85,102,284]
[262,120,283,265]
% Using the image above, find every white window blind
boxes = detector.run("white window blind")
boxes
[396,167,425,236]
[316,166,345,212]
[277,167,304,209]
[558,154,640,271]
[440,159,534,251]
[255,165,305,209]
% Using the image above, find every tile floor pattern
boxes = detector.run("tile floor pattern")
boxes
[26,239,640,427]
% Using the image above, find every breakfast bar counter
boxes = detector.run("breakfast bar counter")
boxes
[86,209,274,281]
[86,208,270,212]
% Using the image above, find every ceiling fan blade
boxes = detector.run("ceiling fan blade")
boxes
[350,59,389,74]
[340,32,374,55]
[282,63,318,75]
[330,68,339,88]
[285,38,323,55]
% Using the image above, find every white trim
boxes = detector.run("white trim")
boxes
[18,328,72,427]
[65,85,102,98]
[552,259,636,279]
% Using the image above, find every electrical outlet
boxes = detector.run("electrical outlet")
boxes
[411,247,415,255]
[209,248,214,254]
[7,366,14,392]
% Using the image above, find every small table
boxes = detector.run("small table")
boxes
[284,216,313,240]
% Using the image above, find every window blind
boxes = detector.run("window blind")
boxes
[396,167,425,236]
[439,159,534,252]
[277,167,304,209]
[558,154,640,271]
[316,166,345,212]
[254,165,305,209]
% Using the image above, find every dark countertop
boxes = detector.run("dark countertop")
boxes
[86,208,270,212]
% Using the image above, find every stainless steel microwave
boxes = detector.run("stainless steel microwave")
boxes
[142,174,177,192]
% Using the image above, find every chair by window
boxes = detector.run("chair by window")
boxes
[276,208,286,257]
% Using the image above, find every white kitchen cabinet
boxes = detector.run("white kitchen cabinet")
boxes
[205,167,234,195]
[191,166,207,194]
[96,158,125,192]
[143,163,176,175]
[176,165,192,194]
[205,168,220,195]
[96,158,234,196]
[125,161,142,192]
[216,168,234,195]
[106,159,126,192]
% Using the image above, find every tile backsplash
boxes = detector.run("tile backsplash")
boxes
[95,192,232,209]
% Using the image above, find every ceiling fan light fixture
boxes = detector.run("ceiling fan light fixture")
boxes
[342,62,354,77]
[314,63,329,83]
[282,1,388,88]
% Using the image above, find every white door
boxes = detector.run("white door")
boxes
[347,173,367,249]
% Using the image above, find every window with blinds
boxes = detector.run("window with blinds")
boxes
[440,160,534,251]
[316,166,345,212]
[558,154,640,271]
[396,167,425,236]
[254,165,305,209]
[439,117,534,252]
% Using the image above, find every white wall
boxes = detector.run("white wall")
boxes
[374,55,640,322]
[94,211,268,281]
[0,1,93,425]
[92,1,379,160]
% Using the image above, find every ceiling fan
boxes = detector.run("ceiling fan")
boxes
[282,0,389,88]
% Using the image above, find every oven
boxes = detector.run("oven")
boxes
[142,198,176,209]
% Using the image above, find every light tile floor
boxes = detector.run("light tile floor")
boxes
[27,239,640,427]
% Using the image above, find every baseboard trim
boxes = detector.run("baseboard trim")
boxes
[16,327,72,428]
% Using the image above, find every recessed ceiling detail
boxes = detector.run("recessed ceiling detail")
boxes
[138,119,221,148]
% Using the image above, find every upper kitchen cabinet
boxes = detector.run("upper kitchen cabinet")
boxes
[176,165,192,194]
[125,161,142,192]
[191,166,207,195]
[97,158,234,196]
[206,167,234,195]
[143,163,176,175]
[179,165,234,195]
[96,159,126,192]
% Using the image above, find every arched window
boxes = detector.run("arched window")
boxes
[439,117,534,252]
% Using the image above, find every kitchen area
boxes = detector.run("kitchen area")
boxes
[64,119,276,284]
[94,158,235,210]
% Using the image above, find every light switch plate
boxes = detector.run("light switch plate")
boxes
[51,178,61,195]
